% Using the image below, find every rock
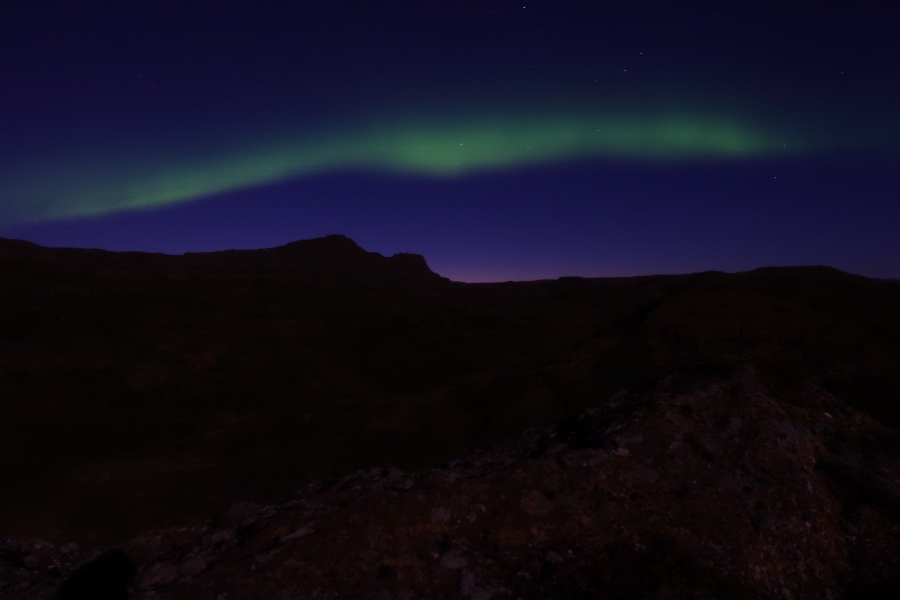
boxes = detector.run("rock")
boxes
[178,556,207,577]
[545,550,564,564]
[595,500,618,524]
[278,524,315,543]
[393,478,415,490]
[431,507,451,523]
[816,454,900,514]
[440,552,468,570]
[204,529,236,546]
[625,465,660,485]
[751,502,777,531]
[375,565,398,582]
[520,490,554,516]
[459,569,477,596]
[223,502,263,528]
[139,563,178,589]
[459,568,493,600]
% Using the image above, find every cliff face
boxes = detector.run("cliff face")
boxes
[5,364,900,599]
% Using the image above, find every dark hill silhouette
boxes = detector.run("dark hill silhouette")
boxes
[185,234,443,281]
[0,235,898,560]
[0,234,443,283]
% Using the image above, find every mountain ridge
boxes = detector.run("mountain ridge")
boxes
[2,234,890,286]
[0,234,444,284]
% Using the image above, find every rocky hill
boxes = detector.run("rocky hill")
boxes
[0,236,899,598]
[4,364,900,599]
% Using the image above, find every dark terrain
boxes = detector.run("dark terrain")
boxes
[1,235,899,599]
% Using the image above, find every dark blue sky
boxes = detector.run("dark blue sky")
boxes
[1,1,897,280]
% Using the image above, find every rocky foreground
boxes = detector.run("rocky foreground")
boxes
[3,364,900,599]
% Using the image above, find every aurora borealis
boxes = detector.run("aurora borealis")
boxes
[1,2,897,279]
[4,112,798,223]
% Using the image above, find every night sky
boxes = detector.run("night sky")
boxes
[1,2,897,281]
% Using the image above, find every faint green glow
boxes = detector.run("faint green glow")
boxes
[2,113,800,225]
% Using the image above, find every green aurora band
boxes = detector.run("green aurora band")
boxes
[3,113,802,226]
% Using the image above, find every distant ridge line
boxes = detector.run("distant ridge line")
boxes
[0,234,884,284]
